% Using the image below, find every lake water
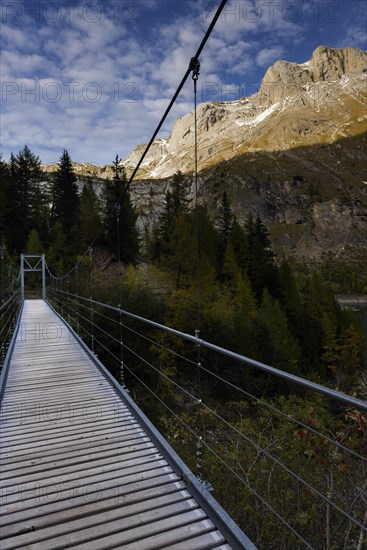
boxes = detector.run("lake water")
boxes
[337,298,367,337]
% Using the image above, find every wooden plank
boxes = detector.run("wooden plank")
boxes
[0,424,143,461]
[1,458,172,511]
[120,521,220,550]
[0,429,145,466]
[0,432,146,472]
[0,410,134,440]
[70,510,208,550]
[0,399,126,428]
[1,489,192,541]
[1,388,117,406]
[1,464,180,528]
[168,531,226,549]
[0,440,154,484]
[1,444,159,490]
[0,496,197,548]
[1,506,206,550]
[0,422,142,454]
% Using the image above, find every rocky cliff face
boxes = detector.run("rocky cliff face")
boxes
[130,132,367,268]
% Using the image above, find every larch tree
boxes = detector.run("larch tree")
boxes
[51,149,80,243]
[7,146,45,252]
[103,155,139,264]
[79,182,101,250]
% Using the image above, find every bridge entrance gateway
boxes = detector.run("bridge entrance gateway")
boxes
[20,254,46,301]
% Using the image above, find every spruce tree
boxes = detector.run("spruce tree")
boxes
[216,191,234,252]
[80,182,101,250]
[245,215,279,300]
[155,171,188,262]
[47,223,68,276]
[259,289,301,375]
[230,220,248,275]
[215,191,235,276]
[26,228,43,254]
[51,149,80,242]
[0,158,10,243]
[103,155,139,264]
[7,146,45,252]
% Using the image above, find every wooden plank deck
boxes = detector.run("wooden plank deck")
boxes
[0,300,233,549]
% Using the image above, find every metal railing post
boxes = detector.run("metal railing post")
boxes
[20,254,25,301]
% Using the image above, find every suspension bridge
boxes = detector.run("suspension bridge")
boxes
[0,252,366,550]
[1,1,366,547]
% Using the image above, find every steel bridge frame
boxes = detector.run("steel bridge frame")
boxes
[20,253,46,301]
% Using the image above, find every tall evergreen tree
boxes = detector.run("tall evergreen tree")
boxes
[80,182,101,250]
[0,157,10,243]
[47,223,68,276]
[103,155,139,264]
[259,289,301,375]
[154,171,189,262]
[215,191,235,276]
[230,220,248,275]
[26,228,43,254]
[245,215,279,300]
[216,191,234,252]
[6,146,45,252]
[51,149,80,242]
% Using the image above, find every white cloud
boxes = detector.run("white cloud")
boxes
[256,46,285,67]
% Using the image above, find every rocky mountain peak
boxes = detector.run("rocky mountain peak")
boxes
[311,45,367,80]
[260,46,367,103]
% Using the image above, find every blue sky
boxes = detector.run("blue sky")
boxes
[1,0,366,165]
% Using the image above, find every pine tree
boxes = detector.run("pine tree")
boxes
[222,240,241,290]
[259,289,301,375]
[215,191,235,276]
[246,215,279,300]
[7,146,45,252]
[103,155,139,264]
[230,220,248,275]
[155,171,189,262]
[51,149,80,242]
[0,158,10,243]
[26,228,43,254]
[80,182,101,250]
[47,223,68,276]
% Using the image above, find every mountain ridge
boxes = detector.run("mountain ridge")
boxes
[40,45,367,269]
[41,45,367,181]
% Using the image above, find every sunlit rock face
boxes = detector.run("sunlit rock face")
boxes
[117,46,367,180]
